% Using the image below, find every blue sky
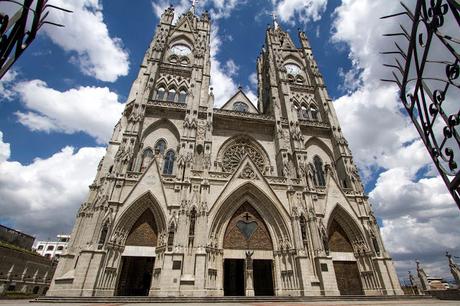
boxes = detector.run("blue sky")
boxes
[0,0,459,282]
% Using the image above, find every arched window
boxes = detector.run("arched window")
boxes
[300,105,309,120]
[167,224,175,252]
[156,86,166,100]
[163,150,175,175]
[189,208,197,236]
[296,75,305,83]
[154,139,166,155]
[314,156,326,186]
[299,215,308,245]
[178,89,187,103]
[141,148,154,171]
[233,101,248,112]
[97,222,109,250]
[167,88,176,102]
[310,105,319,121]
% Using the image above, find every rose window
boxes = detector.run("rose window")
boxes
[221,140,265,173]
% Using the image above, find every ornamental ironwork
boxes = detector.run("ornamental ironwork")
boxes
[221,138,265,173]
[381,0,460,207]
[0,0,71,79]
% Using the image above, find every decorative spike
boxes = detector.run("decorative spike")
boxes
[400,24,410,40]
[394,42,408,60]
[380,11,407,19]
[383,32,408,37]
[399,1,415,20]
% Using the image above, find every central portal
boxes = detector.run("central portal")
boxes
[253,259,274,296]
[224,259,245,296]
[117,256,154,296]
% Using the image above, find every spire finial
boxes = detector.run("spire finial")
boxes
[191,0,198,14]
[271,11,279,29]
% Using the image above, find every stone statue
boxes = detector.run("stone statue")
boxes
[446,251,460,286]
[416,260,429,291]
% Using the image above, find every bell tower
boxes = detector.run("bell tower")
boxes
[257,23,360,192]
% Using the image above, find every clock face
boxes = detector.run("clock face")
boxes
[170,44,192,56]
[285,64,301,75]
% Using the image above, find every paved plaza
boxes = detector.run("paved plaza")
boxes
[0,299,460,306]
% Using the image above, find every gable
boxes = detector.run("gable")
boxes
[220,90,259,114]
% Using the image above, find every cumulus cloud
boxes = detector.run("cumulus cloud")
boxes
[331,0,460,280]
[14,80,124,143]
[0,131,10,163]
[0,133,105,239]
[0,69,18,101]
[370,168,460,278]
[44,0,129,82]
[210,26,242,106]
[274,0,327,25]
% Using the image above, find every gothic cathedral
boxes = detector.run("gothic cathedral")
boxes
[48,6,402,297]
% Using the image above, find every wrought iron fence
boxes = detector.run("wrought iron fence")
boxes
[0,0,71,79]
[381,0,460,207]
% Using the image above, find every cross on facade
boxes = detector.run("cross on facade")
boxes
[244,212,251,221]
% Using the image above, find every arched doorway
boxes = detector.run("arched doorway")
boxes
[222,202,275,296]
[328,219,363,295]
[116,209,158,296]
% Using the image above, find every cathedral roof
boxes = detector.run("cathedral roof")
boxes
[220,87,259,114]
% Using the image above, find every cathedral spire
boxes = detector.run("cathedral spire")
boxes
[271,11,279,29]
[191,0,198,15]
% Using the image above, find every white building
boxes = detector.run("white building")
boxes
[35,235,70,259]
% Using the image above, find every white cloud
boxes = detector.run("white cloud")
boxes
[0,69,18,101]
[210,26,241,107]
[370,168,460,279]
[14,80,124,144]
[0,133,105,239]
[331,0,459,280]
[275,0,327,25]
[44,0,129,82]
[152,0,190,21]
[249,72,258,89]
[225,59,239,77]
[0,131,10,163]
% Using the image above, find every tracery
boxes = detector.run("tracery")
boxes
[221,138,266,173]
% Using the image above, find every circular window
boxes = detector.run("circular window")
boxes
[170,44,192,56]
[233,101,248,112]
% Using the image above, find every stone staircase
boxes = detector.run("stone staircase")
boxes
[34,295,436,303]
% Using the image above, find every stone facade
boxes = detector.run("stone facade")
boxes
[0,225,56,296]
[47,7,403,297]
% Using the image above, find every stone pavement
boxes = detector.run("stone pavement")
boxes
[0,299,460,306]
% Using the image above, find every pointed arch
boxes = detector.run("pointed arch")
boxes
[142,118,180,143]
[113,191,167,246]
[223,202,273,250]
[163,149,175,175]
[154,139,167,155]
[154,84,166,100]
[208,182,292,250]
[326,204,365,248]
[304,136,334,162]
[169,33,195,49]
[313,155,326,187]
